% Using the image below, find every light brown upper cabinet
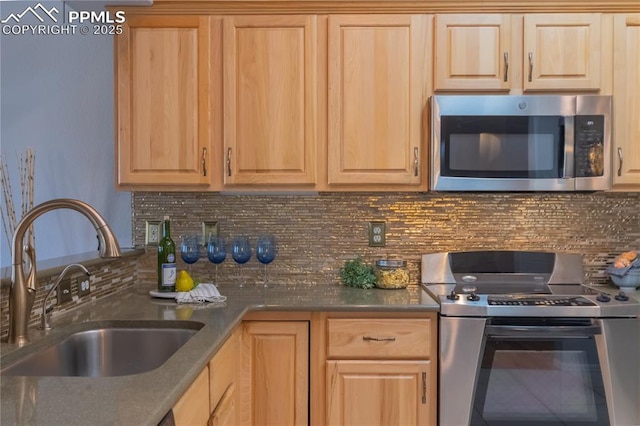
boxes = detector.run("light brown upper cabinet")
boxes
[222,15,318,187]
[612,14,640,190]
[326,15,431,189]
[434,14,604,93]
[115,15,215,188]
[434,14,512,91]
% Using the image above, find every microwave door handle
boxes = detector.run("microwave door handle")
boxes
[562,116,575,179]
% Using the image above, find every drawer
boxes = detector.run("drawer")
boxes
[327,318,432,359]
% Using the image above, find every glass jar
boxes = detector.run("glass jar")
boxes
[375,259,410,289]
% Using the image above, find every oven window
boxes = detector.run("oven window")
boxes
[472,336,609,426]
[441,116,565,178]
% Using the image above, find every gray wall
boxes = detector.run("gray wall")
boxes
[0,1,132,267]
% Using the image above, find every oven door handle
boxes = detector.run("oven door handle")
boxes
[485,322,601,339]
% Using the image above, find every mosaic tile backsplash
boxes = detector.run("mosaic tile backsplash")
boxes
[133,192,640,289]
[0,256,137,339]
[2,191,638,339]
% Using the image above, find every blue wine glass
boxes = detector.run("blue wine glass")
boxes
[181,235,200,274]
[256,234,276,287]
[231,236,251,287]
[207,236,226,284]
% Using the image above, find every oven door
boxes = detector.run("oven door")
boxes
[430,95,575,191]
[472,318,609,426]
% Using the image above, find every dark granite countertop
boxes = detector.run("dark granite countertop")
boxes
[0,282,439,426]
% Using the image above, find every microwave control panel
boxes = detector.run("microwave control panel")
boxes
[574,115,605,177]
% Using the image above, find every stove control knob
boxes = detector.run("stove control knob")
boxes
[614,291,629,302]
[446,290,460,301]
[596,293,611,303]
[467,292,480,302]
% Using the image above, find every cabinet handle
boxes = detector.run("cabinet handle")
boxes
[503,52,509,82]
[201,147,207,177]
[226,148,232,177]
[422,372,427,404]
[528,52,533,82]
[362,336,396,342]
[413,147,419,177]
[617,147,623,177]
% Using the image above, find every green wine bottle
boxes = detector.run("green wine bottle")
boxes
[157,216,177,292]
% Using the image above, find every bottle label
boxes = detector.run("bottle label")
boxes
[161,263,177,287]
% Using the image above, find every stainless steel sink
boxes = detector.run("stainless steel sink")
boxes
[0,320,204,377]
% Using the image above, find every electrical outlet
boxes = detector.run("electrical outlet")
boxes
[77,276,91,297]
[368,221,386,247]
[145,220,161,245]
[57,279,73,304]
[202,221,219,245]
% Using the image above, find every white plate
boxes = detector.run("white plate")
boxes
[149,290,177,299]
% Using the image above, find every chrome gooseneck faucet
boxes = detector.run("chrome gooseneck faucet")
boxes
[7,199,121,346]
[40,263,91,331]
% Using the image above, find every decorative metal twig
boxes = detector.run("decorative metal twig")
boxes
[1,148,35,250]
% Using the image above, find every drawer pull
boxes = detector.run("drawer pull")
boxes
[362,336,396,342]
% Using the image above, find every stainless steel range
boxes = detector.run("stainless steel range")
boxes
[421,251,640,426]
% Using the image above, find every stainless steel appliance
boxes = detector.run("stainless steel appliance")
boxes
[422,251,640,426]
[430,95,612,191]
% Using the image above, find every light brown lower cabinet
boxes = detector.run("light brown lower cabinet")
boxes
[240,320,309,426]
[172,366,210,425]
[323,314,438,426]
[326,360,432,425]
[172,325,240,426]
[171,312,437,426]
[209,326,241,425]
[209,383,236,426]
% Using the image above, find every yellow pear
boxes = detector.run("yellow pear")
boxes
[176,270,194,292]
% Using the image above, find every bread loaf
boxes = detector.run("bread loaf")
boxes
[613,250,638,268]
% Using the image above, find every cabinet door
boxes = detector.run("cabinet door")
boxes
[223,16,317,186]
[613,14,640,189]
[326,360,433,425]
[327,15,430,187]
[434,14,512,91]
[116,15,213,186]
[240,321,309,425]
[523,14,601,91]
[209,327,240,422]
[173,366,210,426]
[209,384,236,426]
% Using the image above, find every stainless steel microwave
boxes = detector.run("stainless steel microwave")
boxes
[430,95,612,191]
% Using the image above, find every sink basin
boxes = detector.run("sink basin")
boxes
[1,320,204,377]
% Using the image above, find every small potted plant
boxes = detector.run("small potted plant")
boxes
[340,257,376,289]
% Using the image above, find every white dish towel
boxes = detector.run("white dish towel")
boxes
[175,283,227,304]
